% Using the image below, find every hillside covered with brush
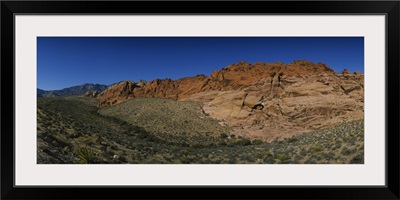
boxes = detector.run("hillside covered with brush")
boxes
[37,96,363,164]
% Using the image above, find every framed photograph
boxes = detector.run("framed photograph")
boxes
[1,1,399,199]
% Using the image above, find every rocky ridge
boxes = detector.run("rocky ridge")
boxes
[38,83,108,97]
[97,60,364,141]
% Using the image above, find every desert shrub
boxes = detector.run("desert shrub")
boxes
[241,154,256,162]
[304,158,317,164]
[227,143,235,147]
[276,153,288,163]
[264,155,275,164]
[76,146,96,164]
[341,147,356,156]
[217,141,227,146]
[309,145,324,154]
[300,148,307,157]
[118,155,127,163]
[291,155,302,163]
[350,154,364,164]
[263,150,271,157]
[287,137,298,143]
[211,159,221,164]
[182,149,190,157]
[255,152,263,159]
[322,152,335,161]
[220,133,228,139]
[252,140,263,145]
[190,143,203,148]
[228,157,237,164]
[110,145,118,150]
[237,139,252,146]
[332,140,342,150]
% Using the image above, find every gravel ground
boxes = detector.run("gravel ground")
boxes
[37,96,364,164]
[98,98,231,146]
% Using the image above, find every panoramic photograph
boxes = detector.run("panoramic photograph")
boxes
[37,37,364,164]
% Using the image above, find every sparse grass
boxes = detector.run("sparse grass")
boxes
[98,98,230,147]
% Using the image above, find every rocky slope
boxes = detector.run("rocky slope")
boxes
[97,60,364,141]
[37,96,364,164]
[98,98,230,146]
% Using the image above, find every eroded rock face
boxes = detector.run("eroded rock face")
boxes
[200,67,363,141]
[200,86,363,141]
[98,81,137,106]
[82,90,100,98]
[97,60,364,141]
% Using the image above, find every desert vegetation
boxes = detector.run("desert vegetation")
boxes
[37,96,363,164]
[98,98,231,147]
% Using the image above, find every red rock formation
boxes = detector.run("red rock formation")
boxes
[98,60,342,107]
[96,60,364,141]
[98,81,137,106]
[82,90,100,98]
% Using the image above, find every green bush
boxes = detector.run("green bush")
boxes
[182,149,190,157]
[237,139,252,146]
[309,145,324,154]
[350,154,364,164]
[341,147,356,156]
[76,146,96,164]
[220,133,228,139]
[287,137,298,143]
[252,140,263,145]
[276,153,288,162]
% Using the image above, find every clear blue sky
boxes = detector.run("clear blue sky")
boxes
[37,37,364,90]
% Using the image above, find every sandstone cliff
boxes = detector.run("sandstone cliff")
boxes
[97,60,364,140]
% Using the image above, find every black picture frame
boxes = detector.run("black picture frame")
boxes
[1,1,399,199]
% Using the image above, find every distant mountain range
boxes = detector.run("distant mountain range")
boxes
[37,83,108,97]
